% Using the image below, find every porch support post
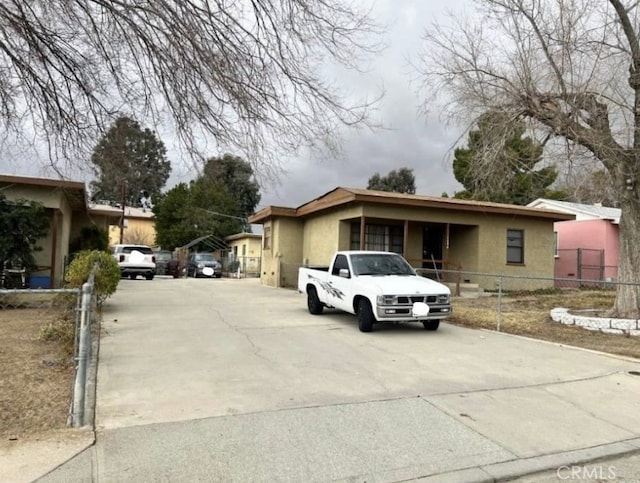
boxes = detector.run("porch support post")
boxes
[360,215,365,250]
[50,209,59,286]
[403,220,409,258]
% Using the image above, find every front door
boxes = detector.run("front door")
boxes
[422,225,444,269]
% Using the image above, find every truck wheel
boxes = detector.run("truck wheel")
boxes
[422,320,440,331]
[357,299,374,333]
[129,274,137,280]
[145,274,154,280]
[307,287,324,315]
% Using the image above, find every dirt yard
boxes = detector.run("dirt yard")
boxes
[0,308,74,442]
[450,289,640,359]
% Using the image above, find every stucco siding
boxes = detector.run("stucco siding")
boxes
[476,216,555,289]
[2,185,73,287]
[2,185,65,209]
[108,217,156,246]
[404,224,423,266]
[259,218,303,287]
[554,219,619,280]
[448,225,479,272]
[302,211,344,265]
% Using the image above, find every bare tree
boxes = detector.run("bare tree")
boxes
[123,226,154,247]
[0,1,382,178]
[418,0,640,317]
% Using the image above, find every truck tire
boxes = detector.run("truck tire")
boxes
[357,299,374,332]
[422,320,440,331]
[307,286,324,315]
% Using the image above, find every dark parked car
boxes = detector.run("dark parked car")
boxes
[154,250,173,276]
[187,253,222,278]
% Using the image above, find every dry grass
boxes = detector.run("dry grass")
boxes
[450,289,640,360]
[0,308,74,441]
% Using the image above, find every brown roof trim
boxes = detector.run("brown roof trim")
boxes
[0,173,86,191]
[250,187,575,222]
[0,173,88,210]
[248,205,297,223]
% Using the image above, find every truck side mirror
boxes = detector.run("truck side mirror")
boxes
[339,268,350,278]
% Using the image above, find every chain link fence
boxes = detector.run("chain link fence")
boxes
[0,268,100,428]
[416,267,639,335]
[219,255,261,278]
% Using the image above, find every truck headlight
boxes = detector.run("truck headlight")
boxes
[377,295,396,305]
[197,263,204,268]
[438,294,450,304]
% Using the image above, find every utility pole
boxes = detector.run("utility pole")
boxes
[119,181,127,244]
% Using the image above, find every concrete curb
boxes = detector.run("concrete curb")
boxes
[415,440,640,482]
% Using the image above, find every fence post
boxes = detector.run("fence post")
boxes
[496,274,503,332]
[72,281,93,427]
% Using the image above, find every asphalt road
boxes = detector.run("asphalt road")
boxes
[36,276,640,482]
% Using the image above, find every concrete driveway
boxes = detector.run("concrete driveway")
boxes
[38,277,640,481]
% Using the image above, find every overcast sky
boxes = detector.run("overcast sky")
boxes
[0,0,470,210]
[170,0,470,210]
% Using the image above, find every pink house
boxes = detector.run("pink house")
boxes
[527,199,620,282]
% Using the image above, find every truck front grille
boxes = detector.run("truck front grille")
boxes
[397,295,437,304]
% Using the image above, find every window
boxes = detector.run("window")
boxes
[350,222,403,253]
[332,254,349,276]
[263,226,271,250]
[554,231,559,258]
[507,229,524,264]
[350,223,361,250]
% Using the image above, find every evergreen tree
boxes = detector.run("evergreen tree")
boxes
[367,168,416,194]
[90,116,171,207]
[452,112,564,205]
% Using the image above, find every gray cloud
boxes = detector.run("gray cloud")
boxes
[256,0,469,209]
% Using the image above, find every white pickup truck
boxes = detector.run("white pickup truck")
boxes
[297,250,452,332]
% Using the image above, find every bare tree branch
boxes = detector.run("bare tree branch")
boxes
[417,0,640,317]
[0,0,384,179]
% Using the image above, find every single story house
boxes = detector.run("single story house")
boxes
[527,198,620,281]
[224,232,262,276]
[248,187,575,290]
[0,174,121,287]
[91,204,156,247]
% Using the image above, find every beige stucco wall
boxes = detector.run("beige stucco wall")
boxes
[260,218,304,287]
[226,236,262,275]
[475,215,556,290]
[448,225,479,272]
[108,217,156,246]
[1,185,74,287]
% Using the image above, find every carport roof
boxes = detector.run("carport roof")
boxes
[248,187,577,223]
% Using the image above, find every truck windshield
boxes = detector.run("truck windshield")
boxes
[351,253,415,276]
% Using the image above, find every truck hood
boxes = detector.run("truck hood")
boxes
[358,275,450,295]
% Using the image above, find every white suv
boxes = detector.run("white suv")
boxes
[111,244,156,280]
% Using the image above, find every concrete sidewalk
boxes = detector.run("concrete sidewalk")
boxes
[12,277,640,482]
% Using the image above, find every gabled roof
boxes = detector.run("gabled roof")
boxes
[249,187,576,223]
[527,198,620,224]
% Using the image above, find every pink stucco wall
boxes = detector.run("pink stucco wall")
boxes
[554,219,619,281]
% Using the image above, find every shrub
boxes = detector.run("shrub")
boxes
[65,250,120,306]
[39,318,75,359]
